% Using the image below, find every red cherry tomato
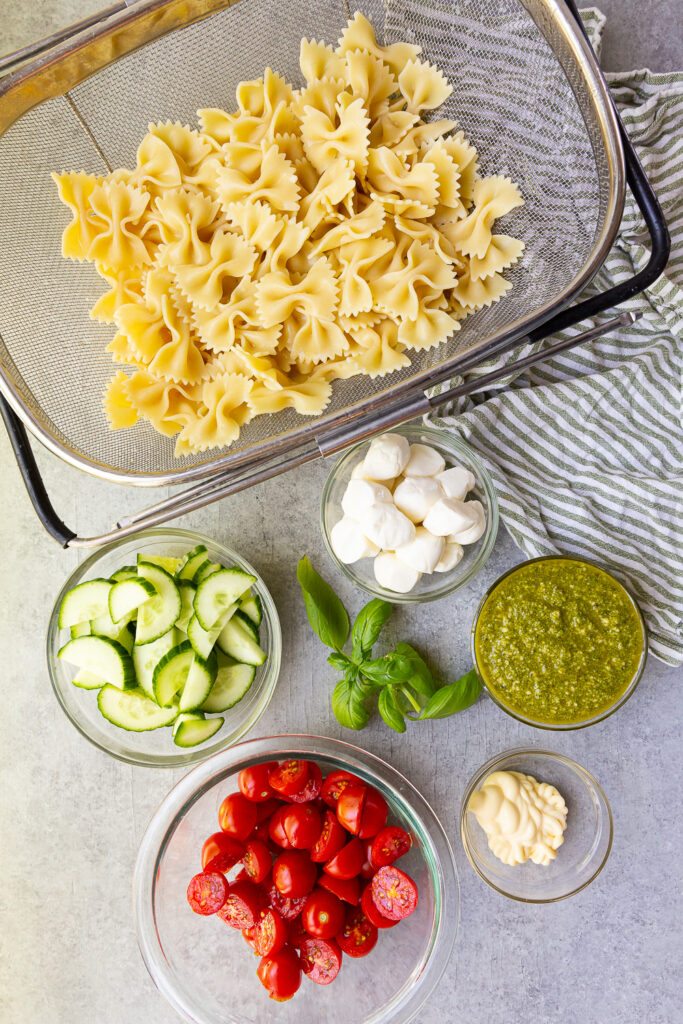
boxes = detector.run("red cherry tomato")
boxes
[268,807,294,849]
[239,762,279,802]
[268,760,309,797]
[324,837,364,880]
[370,865,418,921]
[310,810,347,863]
[252,907,288,957]
[358,786,389,839]
[201,832,245,873]
[359,837,378,881]
[321,769,362,808]
[257,945,302,1002]
[219,792,258,841]
[301,887,346,940]
[361,884,399,929]
[255,797,283,823]
[284,762,323,803]
[272,851,318,899]
[286,915,309,947]
[186,872,228,915]
[217,879,263,929]
[242,925,258,951]
[371,825,412,867]
[336,783,367,835]
[319,874,360,906]
[299,936,343,985]
[336,907,378,958]
[242,839,272,884]
[282,804,322,849]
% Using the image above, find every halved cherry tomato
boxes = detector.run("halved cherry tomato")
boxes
[242,925,258,951]
[239,762,278,802]
[310,810,347,863]
[319,874,360,906]
[324,837,364,880]
[336,907,378,958]
[358,786,389,839]
[257,945,302,1002]
[268,807,294,849]
[242,839,272,884]
[186,871,228,915]
[252,907,288,957]
[336,783,367,835]
[361,884,399,929]
[321,769,362,808]
[255,797,282,823]
[283,762,323,803]
[201,832,245,873]
[359,837,378,881]
[301,887,346,940]
[268,760,309,797]
[219,792,258,841]
[282,804,322,849]
[370,865,418,921]
[371,825,412,867]
[272,851,318,899]
[286,915,309,947]
[299,936,342,985]
[264,883,308,921]
[217,879,263,929]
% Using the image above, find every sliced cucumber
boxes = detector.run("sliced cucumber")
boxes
[172,711,204,738]
[70,621,91,639]
[177,545,209,582]
[135,562,182,645]
[109,577,156,622]
[194,568,256,630]
[58,579,112,629]
[153,640,195,707]
[217,617,266,666]
[234,609,259,642]
[98,685,179,731]
[73,668,106,690]
[187,607,235,660]
[178,650,217,712]
[201,661,255,713]
[238,592,263,627]
[138,553,183,574]
[173,714,224,747]
[58,635,135,690]
[111,565,138,582]
[195,561,223,583]
[133,628,178,699]
[176,582,196,633]
[91,609,134,652]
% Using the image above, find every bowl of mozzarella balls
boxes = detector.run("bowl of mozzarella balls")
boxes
[321,425,499,602]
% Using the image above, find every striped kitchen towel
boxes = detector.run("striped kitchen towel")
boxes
[428,8,683,664]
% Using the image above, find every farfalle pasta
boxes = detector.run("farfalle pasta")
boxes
[51,11,524,457]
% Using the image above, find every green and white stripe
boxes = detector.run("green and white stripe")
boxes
[429,8,683,664]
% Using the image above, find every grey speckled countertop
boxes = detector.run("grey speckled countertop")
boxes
[1,3,681,1024]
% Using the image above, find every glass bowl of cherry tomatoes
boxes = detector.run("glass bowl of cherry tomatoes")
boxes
[133,734,459,1023]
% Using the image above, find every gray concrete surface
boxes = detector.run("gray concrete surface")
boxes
[1,3,681,1024]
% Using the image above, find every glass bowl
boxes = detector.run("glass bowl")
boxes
[46,528,281,768]
[471,555,648,730]
[133,734,459,1024]
[320,424,498,603]
[460,748,613,902]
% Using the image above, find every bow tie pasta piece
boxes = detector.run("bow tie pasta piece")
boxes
[299,160,356,231]
[397,304,461,350]
[287,313,349,365]
[103,370,139,428]
[452,269,513,310]
[299,37,346,85]
[371,239,457,321]
[393,215,457,265]
[197,107,237,145]
[130,134,183,193]
[90,265,145,323]
[174,372,253,454]
[392,119,458,157]
[342,49,398,119]
[261,218,310,273]
[86,181,153,269]
[336,12,421,77]
[301,94,370,176]
[248,377,333,415]
[336,236,394,317]
[273,131,306,164]
[438,132,479,206]
[344,320,412,378]
[225,200,283,252]
[256,257,338,328]
[174,230,257,310]
[154,189,220,267]
[236,68,294,118]
[397,59,453,113]
[369,110,419,148]
[310,201,385,255]
[444,175,523,257]
[421,141,467,222]
[51,171,104,260]
[148,122,214,174]
[365,146,439,217]
[123,370,202,437]
[193,277,262,353]
[470,235,525,281]
[216,142,300,212]
[292,78,350,123]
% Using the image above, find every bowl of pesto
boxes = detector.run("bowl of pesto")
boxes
[471,556,647,729]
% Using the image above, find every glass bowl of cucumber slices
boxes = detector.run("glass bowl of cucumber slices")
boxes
[46,528,282,768]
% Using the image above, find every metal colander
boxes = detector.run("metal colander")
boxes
[0,0,669,545]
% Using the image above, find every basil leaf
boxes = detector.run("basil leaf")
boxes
[378,687,406,733]
[331,675,369,731]
[296,555,350,651]
[395,642,436,697]
[327,652,351,671]
[417,670,483,720]
[362,651,414,685]
[351,599,393,660]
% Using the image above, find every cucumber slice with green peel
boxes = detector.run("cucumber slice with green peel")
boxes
[172,711,204,738]
[238,592,262,627]
[109,577,156,623]
[178,650,217,712]
[58,579,112,629]
[187,606,236,660]
[98,685,179,731]
[133,628,178,699]
[177,545,209,582]
[73,668,107,690]
[173,714,224,748]
[90,609,134,651]
[135,562,182,645]
[194,568,256,630]
[58,635,135,690]
[176,582,196,633]
[70,621,91,639]
[111,565,138,583]
[153,640,195,707]
[137,554,183,574]
[201,662,255,713]
[216,617,267,666]
[234,609,259,642]
[195,561,223,583]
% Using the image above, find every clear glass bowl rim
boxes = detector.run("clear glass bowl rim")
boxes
[470,554,648,730]
[320,423,499,604]
[133,733,460,1024]
[459,746,614,903]
[45,527,282,768]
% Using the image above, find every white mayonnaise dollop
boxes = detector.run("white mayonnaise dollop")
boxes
[468,770,568,866]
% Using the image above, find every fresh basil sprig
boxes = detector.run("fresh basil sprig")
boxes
[297,556,482,733]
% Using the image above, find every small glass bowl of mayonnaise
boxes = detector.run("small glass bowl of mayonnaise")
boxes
[460,748,613,902]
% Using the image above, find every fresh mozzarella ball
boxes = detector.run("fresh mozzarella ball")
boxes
[437,465,476,501]
[435,542,464,572]
[403,443,446,477]
[351,460,370,480]
[395,527,445,574]
[393,475,443,524]
[363,433,410,480]
[341,479,393,519]
[330,517,380,563]
[447,500,487,544]
[374,552,421,593]
[364,503,416,549]
[423,497,480,537]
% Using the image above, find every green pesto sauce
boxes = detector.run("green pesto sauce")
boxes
[474,559,644,725]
